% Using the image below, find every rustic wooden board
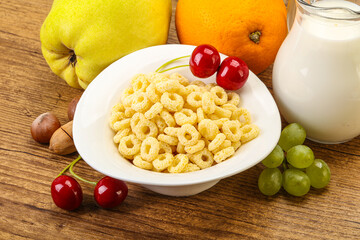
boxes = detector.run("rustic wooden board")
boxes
[0,0,359,239]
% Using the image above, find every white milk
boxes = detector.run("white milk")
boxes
[273,0,360,143]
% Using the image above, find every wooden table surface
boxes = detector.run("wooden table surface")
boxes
[1,0,359,239]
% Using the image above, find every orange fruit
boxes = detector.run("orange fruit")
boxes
[175,0,287,74]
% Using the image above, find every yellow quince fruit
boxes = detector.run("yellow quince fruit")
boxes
[40,0,172,89]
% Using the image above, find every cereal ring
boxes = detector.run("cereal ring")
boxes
[196,108,206,123]
[133,155,153,170]
[158,141,172,154]
[212,140,232,154]
[168,154,189,173]
[170,72,189,86]
[240,124,260,143]
[131,73,150,92]
[190,80,206,87]
[214,106,232,119]
[214,147,235,163]
[113,128,131,144]
[208,133,226,151]
[187,92,203,108]
[141,137,160,162]
[133,119,158,140]
[152,153,174,171]
[148,72,169,83]
[189,148,214,169]
[202,92,216,114]
[183,103,198,112]
[118,134,141,156]
[174,109,197,126]
[152,115,167,133]
[158,134,179,146]
[227,92,241,106]
[109,112,126,130]
[236,108,252,125]
[212,118,228,128]
[185,84,201,94]
[146,82,162,103]
[121,87,135,108]
[145,102,163,119]
[113,118,131,132]
[131,92,151,113]
[164,127,180,137]
[208,114,220,120]
[182,163,200,172]
[232,141,242,151]
[177,124,201,146]
[124,108,136,118]
[222,120,242,142]
[176,143,186,154]
[161,92,184,112]
[221,103,238,112]
[184,140,205,154]
[155,79,181,93]
[198,119,219,140]
[205,83,218,91]
[211,86,228,105]
[111,103,125,113]
[160,110,176,127]
[130,112,145,131]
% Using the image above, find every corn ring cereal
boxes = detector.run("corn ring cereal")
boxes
[164,127,179,137]
[112,103,125,113]
[176,143,186,154]
[170,72,189,86]
[177,124,201,146]
[161,92,184,112]
[174,108,197,126]
[240,124,260,143]
[131,73,150,92]
[147,72,169,83]
[130,112,145,131]
[232,141,242,151]
[196,108,206,123]
[198,119,219,140]
[190,148,214,169]
[124,108,136,118]
[214,147,235,163]
[155,79,181,93]
[212,118,228,128]
[144,102,163,119]
[212,140,232,154]
[202,92,216,114]
[131,92,152,113]
[221,103,238,112]
[191,80,206,87]
[133,155,153,170]
[182,163,200,172]
[237,108,252,125]
[227,92,241,106]
[222,120,242,142]
[146,83,162,103]
[152,153,174,171]
[168,154,189,173]
[133,119,158,140]
[185,84,201,94]
[208,133,226,152]
[152,115,167,133]
[140,137,160,162]
[211,86,228,105]
[113,128,131,144]
[184,139,205,154]
[214,106,232,119]
[109,112,126,130]
[118,134,141,156]
[160,110,176,127]
[187,92,203,108]
[158,134,179,146]
[121,87,135,108]
[205,83,217,91]
[113,118,131,132]
[158,141,172,154]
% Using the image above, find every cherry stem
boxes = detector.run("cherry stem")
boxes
[155,55,190,73]
[158,65,189,73]
[57,155,97,186]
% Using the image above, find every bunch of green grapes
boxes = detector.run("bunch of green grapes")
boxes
[258,123,331,196]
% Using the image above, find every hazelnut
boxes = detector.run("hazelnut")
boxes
[49,121,76,155]
[31,112,61,144]
[68,96,81,121]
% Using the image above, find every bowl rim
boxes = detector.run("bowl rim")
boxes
[73,44,281,186]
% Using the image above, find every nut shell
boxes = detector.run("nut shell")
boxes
[49,121,76,155]
[68,96,81,121]
[31,112,61,144]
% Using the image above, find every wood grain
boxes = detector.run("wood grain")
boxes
[1,0,359,239]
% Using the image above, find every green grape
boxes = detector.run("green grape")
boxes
[278,123,306,151]
[262,145,285,168]
[258,168,282,196]
[288,163,305,171]
[306,159,331,188]
[283,169,310,196]
[287,145,314,169]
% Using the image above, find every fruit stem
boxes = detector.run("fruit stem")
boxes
[158,65,189,73]
[69,156,97,186]
[57,155,81,178]
[249,31,261,44]
[155,55,190,73]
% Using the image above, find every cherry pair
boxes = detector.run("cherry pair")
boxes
[189,44,249,90]
[51,156,128,210]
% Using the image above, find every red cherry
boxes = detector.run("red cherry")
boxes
[189,44,221,78]
[94,176,128,209]
[51,175,83,211]
[216,56,249,90]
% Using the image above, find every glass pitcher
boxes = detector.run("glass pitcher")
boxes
[272,0,360,144]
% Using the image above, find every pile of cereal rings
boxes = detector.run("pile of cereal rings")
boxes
[110,72,259,173]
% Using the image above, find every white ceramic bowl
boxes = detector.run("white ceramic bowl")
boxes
[73,44,281,197]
